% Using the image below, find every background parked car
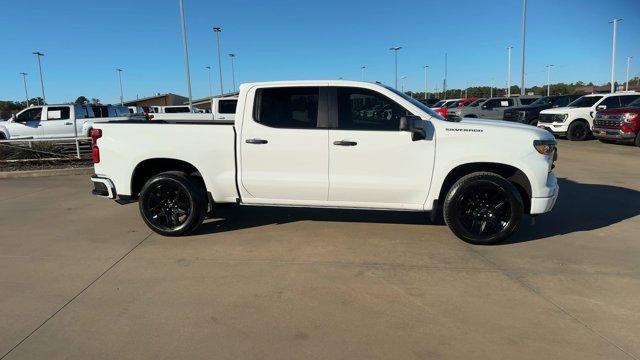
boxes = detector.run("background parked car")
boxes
[538,92,640,141]
[431,99,460,118]
[592,97,640,146]
[450,95,540,121]
[502,94,582,125]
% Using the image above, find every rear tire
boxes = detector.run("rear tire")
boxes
[138,171,207,236]
[443,172,523,245]
[567,120,590,141]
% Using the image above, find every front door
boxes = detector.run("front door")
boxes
[327,86,435,209]
[240,86,329,203]
[10,107,44,138]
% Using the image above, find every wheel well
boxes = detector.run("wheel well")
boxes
[130,158,202,199]
[438,163,532,214]
[570,118,589,126]
[0,132,6,140]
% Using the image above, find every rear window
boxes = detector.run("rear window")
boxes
[254,87,319,128]
[218,100,237,114]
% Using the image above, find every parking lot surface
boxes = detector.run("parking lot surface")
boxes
[1,140,639,360]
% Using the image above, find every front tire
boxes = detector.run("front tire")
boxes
[139,171,207,236]
[567,121,590,141]
[635,133,640,147]
[443,172,523,245]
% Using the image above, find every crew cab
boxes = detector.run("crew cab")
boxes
[592,97,640,146]
[0,104,142,140]
[148,97,238,122]
[537,92,640,141]
[450,96,540,121]
[90,80,559,245]
[502,95,582,125]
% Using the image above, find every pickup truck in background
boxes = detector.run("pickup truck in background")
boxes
[90,80,559,245]
[592,97,640,146]
[538,92,640,141]
[148,97,238,122]
[0,104,142,139]
[502,94,582,125]
[450,96,541,121]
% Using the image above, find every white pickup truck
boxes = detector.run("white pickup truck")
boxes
[90,81,559,244]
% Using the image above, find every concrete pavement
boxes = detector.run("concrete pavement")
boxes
[1,140,639,359]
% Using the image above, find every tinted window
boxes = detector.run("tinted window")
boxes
[46,107,70,120]
[164,106,190,113]
[336,87,409,131]
[75,105,90,119]
[17,107,42,121]
[483,99,511,108]
[432,100,445,108]
[255,87,319,128]
[568,96,602,108]
[620,95,640,107]
[627,97,640,107]
[519,98,537,105]
[552,96,571,107]
[598,96,621,109]
[218,100,237,114]
[529,97,553,106]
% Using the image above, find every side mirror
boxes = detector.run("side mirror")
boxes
[596,105,607,110]
[399,115,425,141]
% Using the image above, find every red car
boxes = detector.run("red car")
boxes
[430,99,461,117]
[456,97,479,107]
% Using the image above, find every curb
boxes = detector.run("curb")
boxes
[0,167,94,179]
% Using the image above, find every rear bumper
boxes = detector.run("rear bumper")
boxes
[91,175,116,199]
[592,128,636,141]
[530,173,559,215]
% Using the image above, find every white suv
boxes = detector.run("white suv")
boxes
[537,92,640,141]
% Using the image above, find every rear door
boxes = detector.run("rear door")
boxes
[240,86,329,203]
[327,86,434,209]
[42,106,74,138]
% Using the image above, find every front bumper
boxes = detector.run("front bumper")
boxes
[530,172,559,215]
[592,127,636,142]
[537,122,568,136]
[91,175,116,199]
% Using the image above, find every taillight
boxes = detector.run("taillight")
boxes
[90,129,102,164]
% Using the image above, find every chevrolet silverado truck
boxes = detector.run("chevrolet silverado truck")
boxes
[502,95,582,125]
[537,92,640,141]
[592,97,640,146]
[90,80,559,245]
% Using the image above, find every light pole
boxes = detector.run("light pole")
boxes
[520,0,527,95]
[443,53,448,99]
[33,51,45,104]
[390,46,402,89]
[401,76,407,93]
[19,72,29,107]
[423,65,429,99]
[545,64,554,96]
[213,26,224,95]
[115,69,124,105]
[490,77,494,98]
[229,53,236,93]
[609,18,622,93]
[205,65,213,98]
[507,45,513,96]
[625,56,632,91]
[178,0,193,108]
[361,65,366,81]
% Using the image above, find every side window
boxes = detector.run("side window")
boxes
[46,107,70,120]
[255,87,319,128]
[218,100,237,114]
[483,99,499,109]
[336,87,408,131]
[553,97,570,107]
[74,106,89,119]
[599,96,621,109]
[620,95,640,107]
[16,107,43,121]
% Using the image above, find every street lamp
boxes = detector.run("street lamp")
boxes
[229,53,236,93]
[33,51,45,104]
[19,72,29,107]
[625,56,632,91]
[609,18,622,93]
[389,46,402,89]
[205,65,213,114]
[423,65,429,99]
[401,75,407,93]
[361,65,366,81]
[443,53,448,99]
[213,26,224,95]
[545,64,554,96]
[507,46,513,96]
[178,0,193,108]
[115,69,124,105]
[520,0,527,95]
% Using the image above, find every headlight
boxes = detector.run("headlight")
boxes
[622,113,639,124]
[533,139,556,156]
[555,114,569,122]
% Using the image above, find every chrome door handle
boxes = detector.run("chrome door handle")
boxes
[333,140,357,146]
[245,138,268,144]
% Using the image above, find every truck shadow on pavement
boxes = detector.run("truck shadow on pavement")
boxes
[196,178,640,244]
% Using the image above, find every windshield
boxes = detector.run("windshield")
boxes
[431,100,445,108]
[383,85,446,120]
[567,96,603,108]
[627,98,640,107]
[468,99,485,107]
[528,96,553,107]
[446,100,461,108]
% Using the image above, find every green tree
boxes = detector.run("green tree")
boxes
[75,96,89,104]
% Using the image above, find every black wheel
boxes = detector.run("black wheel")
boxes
[443,172,523,245]
[528,118,538,126]
[635,133,640,147]
[139,171,207,236]
[567,121,589,141]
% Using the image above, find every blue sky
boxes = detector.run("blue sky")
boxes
[1,0,639,104]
